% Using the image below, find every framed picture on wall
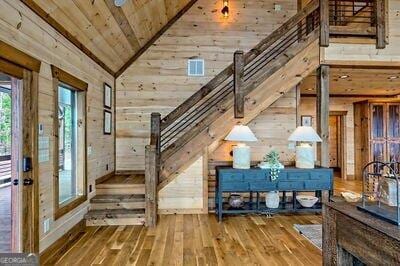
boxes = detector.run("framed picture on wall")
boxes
[104,83,112,109]
[104,110,112,135]
[301,115,313,127]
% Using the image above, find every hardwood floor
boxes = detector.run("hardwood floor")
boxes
[50,213,322,265]
[48,178,362,265]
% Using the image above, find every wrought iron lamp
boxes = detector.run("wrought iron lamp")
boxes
[288,126,322,169]
[225,125,258,169]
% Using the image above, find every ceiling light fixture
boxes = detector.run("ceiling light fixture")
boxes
[221,0,229,18]
[114,0,126,7]
[339,75,349,79]
[388,76,399,80]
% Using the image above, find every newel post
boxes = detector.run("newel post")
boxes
[320,0,330,47]
[234,50,245,119]
[145,112,161,227]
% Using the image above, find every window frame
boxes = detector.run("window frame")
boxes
[51,65,88,220]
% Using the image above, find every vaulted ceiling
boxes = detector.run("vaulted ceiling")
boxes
[23,0,192,75]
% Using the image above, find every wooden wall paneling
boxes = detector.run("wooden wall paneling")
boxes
[158,157,204,213]
[0,0,115,252]
[116,0,299,171]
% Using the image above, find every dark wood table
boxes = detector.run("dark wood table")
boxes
[323,202,400,265]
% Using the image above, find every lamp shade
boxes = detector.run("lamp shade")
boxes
[225,125,258,142]
[288,126,322,142]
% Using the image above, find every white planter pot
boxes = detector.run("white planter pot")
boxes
[265,191,280,208]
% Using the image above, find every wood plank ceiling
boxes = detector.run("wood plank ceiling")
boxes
[300,67,400,96]
[23,0,192,75]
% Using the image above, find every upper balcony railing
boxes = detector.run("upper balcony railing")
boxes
[325,0,386,48]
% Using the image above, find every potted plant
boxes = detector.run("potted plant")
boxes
[258,150,284,208]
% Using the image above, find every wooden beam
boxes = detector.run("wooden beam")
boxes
[233,50,245,118]
[0,40,41,73]
[145,145,158,227]
[375,0,386,49]
[20,0,115,76]
[115,0,198,78]
[316,65,330,167]
[103,0,141,51]
[320,0,329,47]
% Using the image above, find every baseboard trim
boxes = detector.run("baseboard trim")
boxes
[40,220,85,265]
[158,208,204,215]
[95,171,115,185]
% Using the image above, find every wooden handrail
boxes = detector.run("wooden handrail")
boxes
[160,0,320,131]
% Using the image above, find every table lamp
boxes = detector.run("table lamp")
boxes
[288,126,322,169]
[225,125,258,169]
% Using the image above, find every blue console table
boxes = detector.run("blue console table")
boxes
[215,166,333,221]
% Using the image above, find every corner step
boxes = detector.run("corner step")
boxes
[85,209,145,226]
[90,194,145,210]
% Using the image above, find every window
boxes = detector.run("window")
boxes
[58,85,81,204]
[52,65,87,219]
[187,58,205,76]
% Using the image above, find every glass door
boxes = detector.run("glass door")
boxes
[387,103,400,173]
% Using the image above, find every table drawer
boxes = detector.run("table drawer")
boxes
[249,182,277,191]
[304,180,331,190]
[310,171,331,181]
[243,171,267,181]
[278,181,304,190]
[221,172,244,182]
[221,182,249,191]
[287,172,310,180]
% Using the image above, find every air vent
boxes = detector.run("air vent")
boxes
[187,59,204,76]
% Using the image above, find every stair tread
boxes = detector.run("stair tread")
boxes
[85,209,145,219]
[97,173,144,186]
[91,194,145,203]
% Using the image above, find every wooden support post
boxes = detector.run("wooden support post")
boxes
[145,145,158,227]
[234,50,244,119]
[375,0,386,49]
[316,65,329,168]
[150,112,161,153]
[146,112,161,227]
[320,0,330,47]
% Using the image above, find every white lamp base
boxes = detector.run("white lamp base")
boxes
[232,143,251,169]
[295,144,315,169]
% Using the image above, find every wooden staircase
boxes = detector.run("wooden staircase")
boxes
[85,173,146,226]
[143,0,386,227]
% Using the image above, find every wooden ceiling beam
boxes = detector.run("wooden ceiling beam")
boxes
[103,0,141,52]
[115,0,198,78]
[21,0,115,76]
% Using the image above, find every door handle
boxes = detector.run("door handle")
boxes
[23,178,33,186]
[12,179,19,186]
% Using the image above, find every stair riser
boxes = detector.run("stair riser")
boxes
[96,187,145,195]
[90,202,145,210]
[86,218,145,226]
